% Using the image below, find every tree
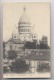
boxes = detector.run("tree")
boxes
[37,63,50,72]
[3,42,7,59]
[3,42,5,49]
[40,43,50,49]
[3,53,7,59]
[24,41,36,49]
[10,59,29,73]
[7,50,17,60]
[3,66,9,73]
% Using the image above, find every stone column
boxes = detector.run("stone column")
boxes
[29,60,35,73]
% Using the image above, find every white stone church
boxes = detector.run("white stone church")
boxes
[4,7,50,73]
[5,7,37,52]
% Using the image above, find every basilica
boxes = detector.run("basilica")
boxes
[5,7,38,52]
[3,7,50,74]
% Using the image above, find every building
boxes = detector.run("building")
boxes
[5,7,37,52]
[18,7,37,42]
[39,36,48,45]
[3,7,50,73]
[22,49,50,73]
[18,7,32,41]
[42,36,48,45]
[5,34,24,52]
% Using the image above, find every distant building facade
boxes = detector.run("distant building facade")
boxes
[39,36,48,45]
[22,50,50,73]
[5,36,24,52]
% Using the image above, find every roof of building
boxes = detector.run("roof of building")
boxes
[6,38,24,44]
[22,50,50,61]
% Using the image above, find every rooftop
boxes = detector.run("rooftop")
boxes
[6,38,24,44]
[22,50,50,61]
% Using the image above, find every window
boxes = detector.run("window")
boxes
[34,36,36,38]
[10,45,12,50]
[28,29,29,32]
[21,29,23,32]
[14,36,16,38]
[24,29,25,32]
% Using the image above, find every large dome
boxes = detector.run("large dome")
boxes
[18,7,31,27]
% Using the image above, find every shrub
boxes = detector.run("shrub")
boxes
[10,59,29,73]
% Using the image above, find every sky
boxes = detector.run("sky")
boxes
[3,2,50,45]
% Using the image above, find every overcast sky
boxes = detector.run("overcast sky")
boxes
[3,2,50,45]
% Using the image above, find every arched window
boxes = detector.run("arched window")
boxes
[20,29,21,32]
[25,29,27,32]
[24,29,25,32]
[21,28,23,32]
[28,29,30,32]
[20,28,23,32]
